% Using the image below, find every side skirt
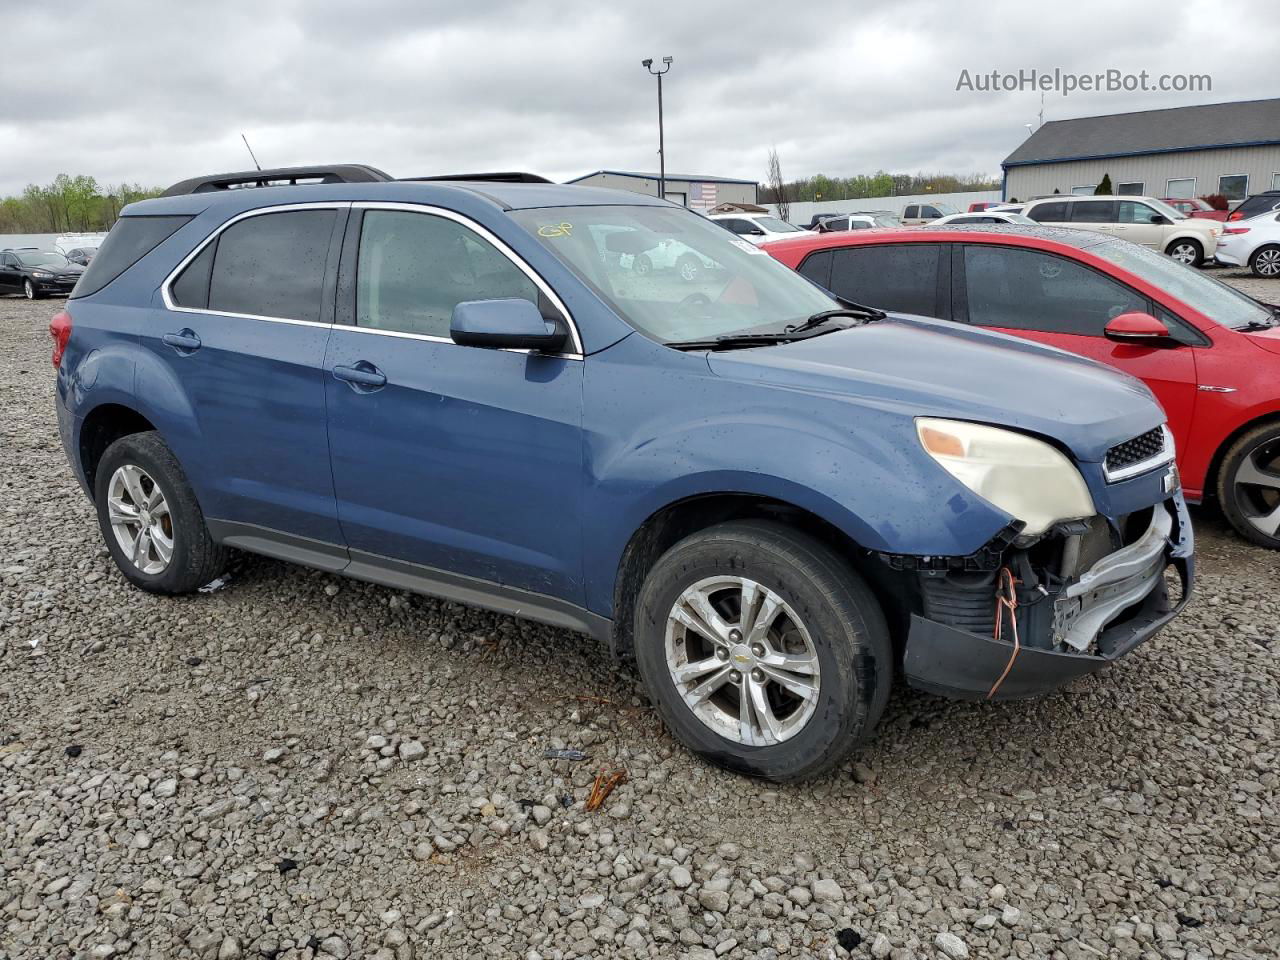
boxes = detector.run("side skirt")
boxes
[206,519,612,643]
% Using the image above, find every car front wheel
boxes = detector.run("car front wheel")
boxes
[1249,245,1280,278]
[1166,239,1203,267]
[1216,423,1280,549]
[24,279,42,300]
[94,431,228,593]
[634,520,892,781]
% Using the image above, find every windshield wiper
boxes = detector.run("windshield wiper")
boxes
[666,326,848,351]
[786,304,886,335]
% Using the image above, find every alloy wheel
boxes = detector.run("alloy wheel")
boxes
[1254,248,1280,277]
[664,575,820,746]
[679,258,699,282]
[24,279,35,299]
[106,464,174,575]
[1169,243,1198,265]
[1232,439,1280,540]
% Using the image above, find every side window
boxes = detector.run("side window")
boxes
[826,218,850,231]
[1070,200,1117,223]
[904,205,919,219]
[1026,201,1068,222]
[963,246,1145,335]
[850,219,870,230]
[796,250,833,289]
[922,206,942,219]
[829,244,941,316]
[355,210,541,339]
[1117,201,1159,225]
[205,210,336,322]
[171,243,215,308]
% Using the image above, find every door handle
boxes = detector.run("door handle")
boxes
[161,330,202,354]
[332,362,387,390]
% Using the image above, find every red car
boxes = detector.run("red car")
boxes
[967,201,1003,212]
[1161,198,1229,222]
[763,226,1280,547]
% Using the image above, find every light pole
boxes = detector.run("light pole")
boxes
[642,57,673,201]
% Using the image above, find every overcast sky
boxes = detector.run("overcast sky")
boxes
[2,0,1278,197]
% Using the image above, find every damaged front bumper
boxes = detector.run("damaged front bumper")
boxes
[902,496,1194,701]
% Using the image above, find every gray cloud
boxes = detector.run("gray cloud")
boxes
[1,0,1276,196]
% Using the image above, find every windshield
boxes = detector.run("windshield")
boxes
[872,215,902,227]
[755,217,803,233]
[1092,239,1272,330]
[17,251,70,267]
[512,204,839,343]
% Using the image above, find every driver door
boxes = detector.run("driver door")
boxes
[957,243,1198,441]
[1113,200,1165,248]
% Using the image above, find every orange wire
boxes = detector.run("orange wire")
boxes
[986,567,1020,700]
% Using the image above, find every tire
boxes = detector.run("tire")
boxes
[1215,422,1280,549]
[1249,245,1280,278]
[677,254,701,283]
[24,279,43,300]
[633,519,892,781]
[633,254,652,276]
[94,431,228,593]
[1165,238,1203,268]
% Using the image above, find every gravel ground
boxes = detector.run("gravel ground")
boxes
[2,283,1278,960]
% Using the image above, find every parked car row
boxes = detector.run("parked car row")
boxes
[0,247,85,298]
[51,164,1205,780]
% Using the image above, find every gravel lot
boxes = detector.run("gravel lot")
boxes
[3,277,1278,960]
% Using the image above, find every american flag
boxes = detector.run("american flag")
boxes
[688,182,718,209]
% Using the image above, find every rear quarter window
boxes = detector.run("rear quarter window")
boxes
[71,215,192,298]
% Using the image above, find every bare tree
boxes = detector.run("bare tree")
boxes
[767,148,791,222]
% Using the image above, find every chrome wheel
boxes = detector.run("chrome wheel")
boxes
[1253,247,1280,277]
[678,257,700,282]
[107,464,174,575]
[664,576,820,746]
[1233,440,1280,539]
[1168,242,1199,265]
[23,279,35,299]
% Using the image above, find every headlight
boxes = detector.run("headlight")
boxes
[31,270,52,278]
[916,418,1095,537]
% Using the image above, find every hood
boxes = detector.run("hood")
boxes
[1243,324,1280,356]
[28,263,83,276]
[706,315,1163,464]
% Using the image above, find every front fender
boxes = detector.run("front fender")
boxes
[580,337,1012,616]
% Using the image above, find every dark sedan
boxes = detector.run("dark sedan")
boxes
[0,249,85,299]
[65,246,99,266]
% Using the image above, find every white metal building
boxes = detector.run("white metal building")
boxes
[1002,98,1280,202]
[566,170,758,209]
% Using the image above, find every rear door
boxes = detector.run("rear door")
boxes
[1067,199,1119,235]
[152,204,346,548]
[955,243,1198,443]
[322,204,585,601]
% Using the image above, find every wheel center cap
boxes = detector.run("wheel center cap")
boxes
[730,644,754,668]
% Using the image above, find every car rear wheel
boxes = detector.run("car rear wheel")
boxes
[1166,239,1203,268]
[633,254,652,276]
[634,519,892,781]
[1216,423,1280,549]
[94,431,228,593]
[23,279,43,300]
[1249,245,1280,278]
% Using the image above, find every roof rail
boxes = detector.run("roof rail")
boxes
[400,172,553,184]
[161,164,393,197]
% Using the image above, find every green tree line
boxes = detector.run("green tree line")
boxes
[760,170,1000,204]
[0,175,163,234]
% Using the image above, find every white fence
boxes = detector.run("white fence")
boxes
[767,190,1003,224]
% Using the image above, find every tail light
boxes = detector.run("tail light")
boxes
[49,309,72,368]
[1227,211,1243,221]
[1223,227,1251,235]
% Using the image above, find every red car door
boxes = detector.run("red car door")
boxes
[958,243,1199,446]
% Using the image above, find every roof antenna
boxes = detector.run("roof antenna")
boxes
[241,133,262,171]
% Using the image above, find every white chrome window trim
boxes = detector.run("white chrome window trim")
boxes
[160,201,349,327]
[159,199,585,359]
[1104,424,1177,483]
[349,200,584,358]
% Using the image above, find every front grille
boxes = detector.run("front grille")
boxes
[1106,427,1167,477]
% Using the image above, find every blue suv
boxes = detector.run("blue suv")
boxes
[53,165,1193,780]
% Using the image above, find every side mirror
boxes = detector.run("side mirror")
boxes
[1150,214,1170,225]
[451,299,567,352]
[1104,312,1177,347]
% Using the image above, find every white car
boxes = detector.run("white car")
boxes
[931,211,1037,226]
[814,213,903,231]
[622,238,718,282]
[709,213,807,245]
[1020,196,1221,267]
[1214,211,1280,278]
